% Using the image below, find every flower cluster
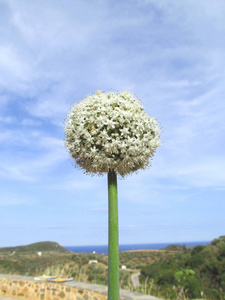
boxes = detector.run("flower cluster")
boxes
[64,90,161,177]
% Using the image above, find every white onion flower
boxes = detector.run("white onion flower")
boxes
[64,90,161,177]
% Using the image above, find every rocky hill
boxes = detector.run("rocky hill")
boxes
[0,241,70,254]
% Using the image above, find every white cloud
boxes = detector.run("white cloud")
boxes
[0,164,35,182]
[0,116,15,123]
[1,0,224,122]
[0,132,67,182]
[21,119,42,126]
[54,178,100,191]
[0,0,225,245]
[1,0,224,188]
[0,45,29,81]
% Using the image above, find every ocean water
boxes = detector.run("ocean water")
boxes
[65,241,210,254]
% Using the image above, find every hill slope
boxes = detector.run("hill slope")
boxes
[140,235,225,299]
[0,241,70,254]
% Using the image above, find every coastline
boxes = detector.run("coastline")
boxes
[65,240,210,254]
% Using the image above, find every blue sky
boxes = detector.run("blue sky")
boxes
[0,0,225,247]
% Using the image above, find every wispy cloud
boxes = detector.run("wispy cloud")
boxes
[0,132,67,182]
[0,0,225,246]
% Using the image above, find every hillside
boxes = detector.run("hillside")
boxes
[140,235,225,300]
[0,241,70,254]
[1,237,224,299]
[0,241,175,291]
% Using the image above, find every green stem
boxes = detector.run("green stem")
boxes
[108,169,119,300]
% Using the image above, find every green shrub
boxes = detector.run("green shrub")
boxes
[204,288,220,299]
[185,253,205,268]
[88,274,94,281]
[157,270,176,285]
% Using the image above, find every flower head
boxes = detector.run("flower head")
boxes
[64,90,161,177]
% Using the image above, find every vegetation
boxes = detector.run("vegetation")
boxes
[119,249,176,269]
[1,237,225,299]
[140,236,225,299]
[0,241,70,254]
[0,241,175,290]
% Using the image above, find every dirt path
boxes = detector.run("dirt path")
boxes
[130,272,140,288]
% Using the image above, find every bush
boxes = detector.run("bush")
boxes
[94,265,104,274]
[157,270,176,285]
[185,253,205,268]
[98,274,108,285]
[218,245,225,260]
[185,276,201,299]
[204,288,220,299]
[191,245,206,256]
[88,274,94,281]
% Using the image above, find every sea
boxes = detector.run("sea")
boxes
[65,241,210,254]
